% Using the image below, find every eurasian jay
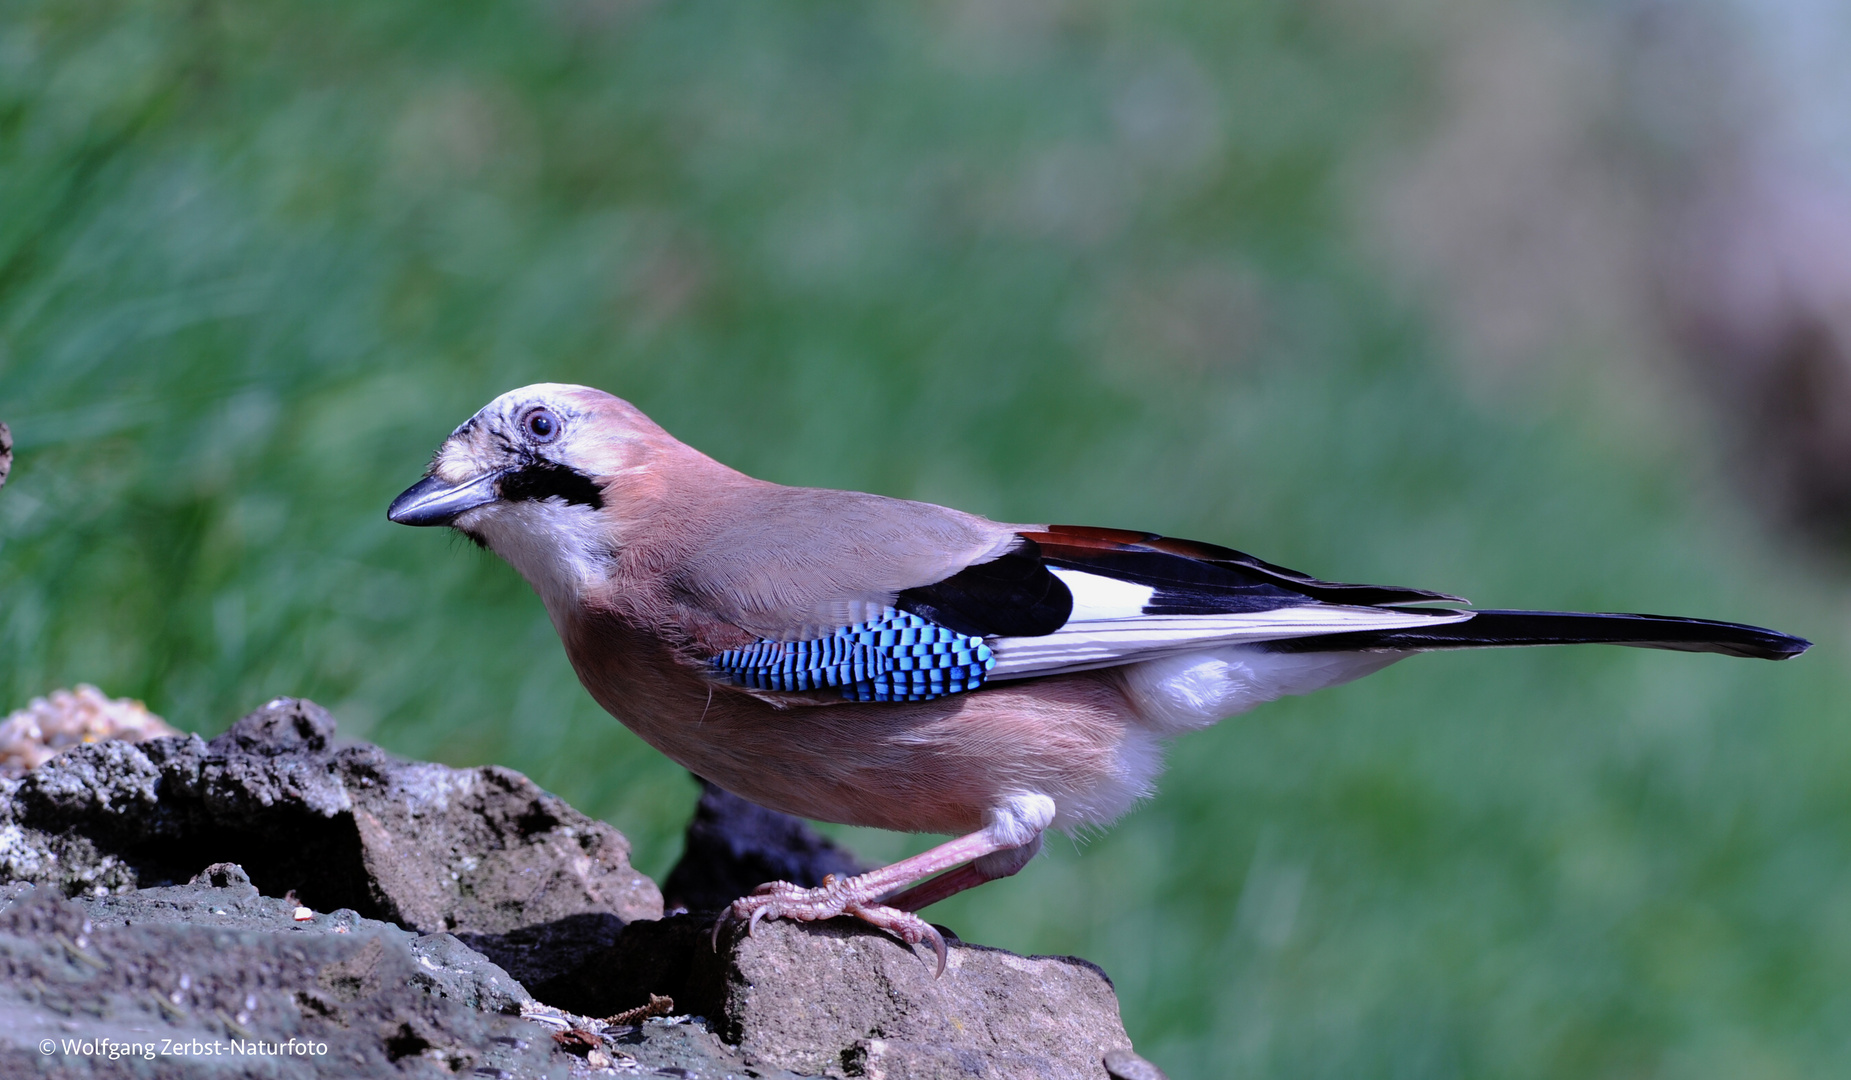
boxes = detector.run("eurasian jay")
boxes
[388,383,1809,971]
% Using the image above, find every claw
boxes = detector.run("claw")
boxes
[919,922,948,978]
[747,904,771,936]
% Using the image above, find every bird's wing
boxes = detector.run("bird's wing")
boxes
[700,517,1473,698]
[696,517,1806,700]
[926,525,1474,681]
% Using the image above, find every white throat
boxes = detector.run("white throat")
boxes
[465,499,611,622]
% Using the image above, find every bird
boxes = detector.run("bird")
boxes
[388,383,1810,972]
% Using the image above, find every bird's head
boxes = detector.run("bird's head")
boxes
[388,383,679,608]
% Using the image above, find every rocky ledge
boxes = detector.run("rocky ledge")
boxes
[0,698,1166,1079]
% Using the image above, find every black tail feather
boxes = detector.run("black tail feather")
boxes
[1265,609,1810,661]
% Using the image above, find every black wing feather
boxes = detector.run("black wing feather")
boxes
[1030,525,1466,609]
[895,526,1459,637]
[895,540,1073,638]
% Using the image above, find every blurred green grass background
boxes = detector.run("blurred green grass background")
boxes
[2,1,1847,1076]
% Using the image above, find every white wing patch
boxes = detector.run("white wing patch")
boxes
[1048,566,1156,621]
[986,605,1473,681]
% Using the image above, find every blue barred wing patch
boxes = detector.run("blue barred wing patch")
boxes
[712,610,995,702]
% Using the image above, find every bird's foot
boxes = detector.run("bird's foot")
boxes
[716,873,948,976]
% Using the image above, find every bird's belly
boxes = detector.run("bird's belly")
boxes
[566,620,1158,835]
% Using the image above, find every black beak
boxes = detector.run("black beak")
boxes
[387,471,505,527]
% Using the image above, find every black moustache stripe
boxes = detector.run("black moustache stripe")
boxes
[499,462,605,510]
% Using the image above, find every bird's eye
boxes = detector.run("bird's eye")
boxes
[523,408,560,443]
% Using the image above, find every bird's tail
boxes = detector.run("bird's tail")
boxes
[1264,609,1809,661]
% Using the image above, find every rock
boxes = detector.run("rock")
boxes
[526,912,715,1017]
[603,1018,818,1079]
[0,697,660,985]
[0,875,835,1078]
[662,776,867,915]
[0,697,1164,1078]
[206,695,334,756]
[0,877,561,1078]
[718,919,1135,1079]
[0,684,182,779]
[1104,1046,1173,1080]
[539,914,1136,1079]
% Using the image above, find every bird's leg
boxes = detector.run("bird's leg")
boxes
[880,834,1042,913]
[719,830,1007,975]
[720,795,1054,975]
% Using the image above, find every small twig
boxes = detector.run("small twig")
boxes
[601,994,674,1027]
[217,1009,254,1041]
[551,1027,600,1054]
[151,990,188,1021]
[61,937,106,970]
